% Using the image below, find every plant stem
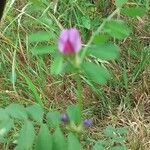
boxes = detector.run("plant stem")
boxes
[76,72,83,116]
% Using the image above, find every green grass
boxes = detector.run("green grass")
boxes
[0,0,150,149]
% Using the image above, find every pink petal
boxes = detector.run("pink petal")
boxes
[68,28,81,53]
[58,29,69,53]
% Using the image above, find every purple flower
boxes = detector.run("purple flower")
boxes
[83,119,92,127]
[58,28,81,54]
[61,114,69,123]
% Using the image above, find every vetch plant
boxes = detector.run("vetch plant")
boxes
[58,28,83,115]
[53,27,118,126]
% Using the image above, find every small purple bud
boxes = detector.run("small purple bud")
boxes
[83,119,92,127]
[58,28,82,54]
[61,114,69,123]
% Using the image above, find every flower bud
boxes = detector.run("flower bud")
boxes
[58,28,81,54]
[83,119,92,127]
[61,114,69,123]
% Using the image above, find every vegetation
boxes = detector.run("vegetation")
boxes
[0,0,149,149]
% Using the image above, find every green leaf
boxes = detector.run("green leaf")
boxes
[93,34,109,44]
[67,132,82,150]
[122,7,146,17]
[82,62,111,85]
[103,125,116,138]
[0,119,14,137]
[15,121,35,150]
[5,104,28,120]
[47,112,60,128]
[115,0,128,7]
[88,43,120,60]
[104,20,131,39]
[35,124,52,150]
[28,31,53,43]
[93,141,105,150]
[32,45,56,55]
[66,105,81,125]
[0,108,9,121]
[0,109,13,137]
[53,127,66,150]
[51,54,63,75]
[26,104,44,124]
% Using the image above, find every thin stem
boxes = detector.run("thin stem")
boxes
[12,49,17,94]
[81,8,120,61]
[76,72,83,116]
